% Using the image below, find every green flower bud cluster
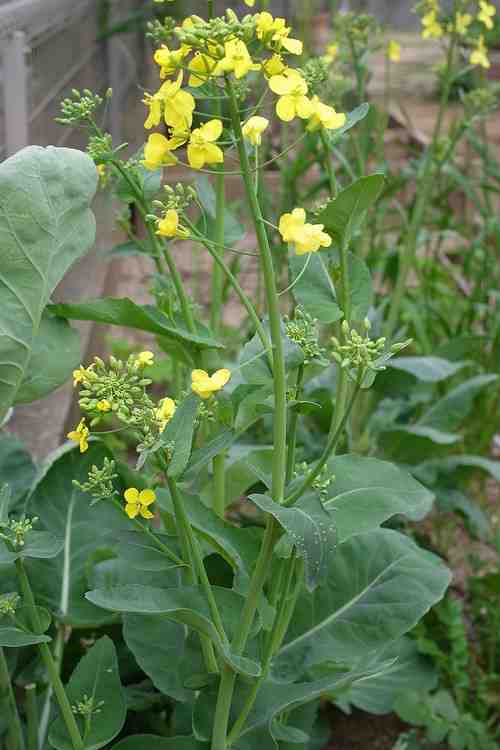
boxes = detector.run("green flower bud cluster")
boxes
[332,319,412,378]
[57,88,110,125]
[285,307,325,364]
[463,84,500,120]
[0,517,39,548]
[146,17,177,47]
[294,462,334,501]
[73,458,118,506]
[0,593,19,617]
[153,182,197,212]
[300,58,331,96]
[87,133,114,164]
[174,11,255,51]
[72,694,104,718]
[77,355,155,429]
[334,13,381,50]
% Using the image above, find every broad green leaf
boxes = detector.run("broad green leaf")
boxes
[123,614,190,702]
[288,253,342,324]
[0,627,51,647]
[160,393,199,478]
[418,374,498,431]
[436,488,490,540]
[50,298,223,351]
[340,637,436,715]
[324,455,434,542]
[49,636,126,750]
[316,174,385,244]
[415,455,500,484]
[250,493,336,592]
[27,444,130,627]
[14,312,80,404]
[85,584,261,677]
[112,736,208,750]
[157,490,260,583]
[383,425,461,445]
[0,530,63,563]
[386,357,467,382]
[0,146,97,415]
[239,319,303,386]
[274,529,450,678]
[0,433,36,508]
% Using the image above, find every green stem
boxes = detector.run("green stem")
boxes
[167,476,227,647]
[210,102,226,336]
[25,684,38,750]
[0,647,24,750]
[284,381,361,507]
[225,76,287,505]
[320,129,338,198]
[112,498,184,566]
[285,364,304,484]
[212,451,226,518]
[15,561,84,750]
[211,519,278,750]
[384,29,458,339]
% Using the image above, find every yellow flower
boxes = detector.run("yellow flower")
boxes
[324,43,339,64]
[269,69,312,122]
[154,44,190,79]
[159,72,196,131]
[156,209,190,239]
[387,40,401,62]
[124,488,156,520]
[422,11,443,39]
[143,91,163,130]
[279,208,332,256]
[244,0,255,5]
[255,12,303,55]
[478,1,496,30]
[191,369,231,399]
[142,133,185,171]
[470,34,491,68]
[306,96,346,132]
[242,116,269,146]
[262,54,286,78]
[67,419,89,453]
[96,400,111,412]
[188,52,218,87]
[451,12,472,35]
[136,351,154,368]
[187,119,224,169]
[155,397,176,431]
[216,39,260,79]
[72,364,95,387]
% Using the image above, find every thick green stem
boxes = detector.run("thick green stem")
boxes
[211,519,278,750]
[0,647,24,750]
[25,684,38,750]
[210,118,226,334]
[15,561,84,750]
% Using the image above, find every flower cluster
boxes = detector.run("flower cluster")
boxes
[417,0,496,69]
[0,517,39,549]
[0,593,19,618]
[141,9,346,171]
[73,458,118,505]
[279,208,332,255]
[285,307,325,364]
[332,320,412,381]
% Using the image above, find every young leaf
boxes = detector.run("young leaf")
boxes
[250,493,336,592]
[0,628,51,647]
[288,253,342,324]
[418,373,498,432]
[316,174,385,245]
[182,429,236,481]
[159,393,199,478]
[49,636,126,750]
[0,146,97,415]
[386,357,467,383]
[328,103,370,143]
[0,434,36,508]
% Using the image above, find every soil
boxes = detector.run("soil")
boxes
[325,707,409,750]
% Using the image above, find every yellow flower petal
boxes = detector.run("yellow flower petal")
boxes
[281,37,303,55]
[276,95,296,122]
[124,487,140,503]
[200,119,223,142]
[140,508,155,519]
[212,368,231,389]
[139,489,156,506]
[125,503,140,519]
